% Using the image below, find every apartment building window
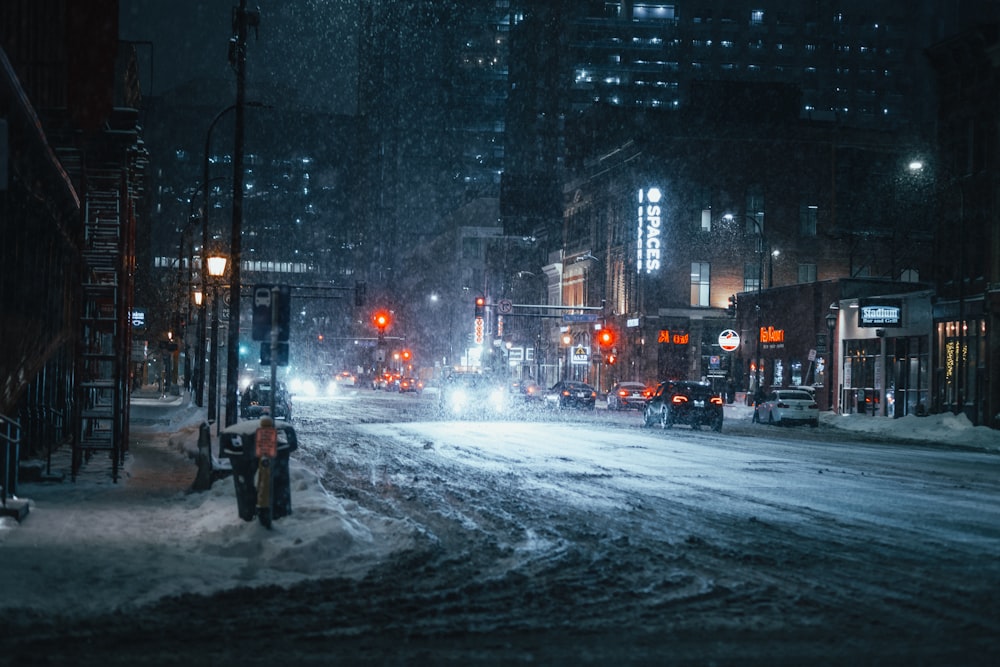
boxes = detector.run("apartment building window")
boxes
[701,208,713,231]
[691,262,710,306]
[633,4,676,22]
[750,10,764,26]
[696,187,713,231]
[744,262,761,293]
[799,204,818,236]
[798,263,817,283]
[900,268,920,282]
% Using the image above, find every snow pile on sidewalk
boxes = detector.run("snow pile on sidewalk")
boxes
[821,410,1000,451]
[0,417,419,616]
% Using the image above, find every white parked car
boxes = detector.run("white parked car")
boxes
[753,388,819,427]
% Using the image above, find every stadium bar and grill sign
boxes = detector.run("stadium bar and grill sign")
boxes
[858,300,902,327]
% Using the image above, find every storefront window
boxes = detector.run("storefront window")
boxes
[790,359,802,386]
[937,319,980,417]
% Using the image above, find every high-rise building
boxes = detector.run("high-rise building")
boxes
[502,1,1000,241]
[356,0,511,291]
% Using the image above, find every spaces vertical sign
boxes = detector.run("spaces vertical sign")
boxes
[637,187,663,274]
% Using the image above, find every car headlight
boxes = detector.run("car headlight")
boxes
[289,378,317,396]
[448,388,469,412]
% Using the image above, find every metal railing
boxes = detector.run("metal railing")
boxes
[1,412,22,509]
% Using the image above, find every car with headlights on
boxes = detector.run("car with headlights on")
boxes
[439,373,508,417]
[607,381,651,411]
[545,381,598,409]
[643,380,723,431]
[753,388,820,427]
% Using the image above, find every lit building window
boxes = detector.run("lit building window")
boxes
[799,205,818,236]
[797,263,817,283]
[690,262,710,306]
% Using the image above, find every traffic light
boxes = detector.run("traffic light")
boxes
[474,295,485,318]
[606,352,617,365]
[598,328,615,348]
[727,294,737,317]
[401,349,411,362]
[373,310,391,333]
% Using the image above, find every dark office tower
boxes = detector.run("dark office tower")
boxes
[501,1,572,243]
[356,0,511,287]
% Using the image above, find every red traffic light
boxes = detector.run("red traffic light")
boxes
[373,311,391,331]
[474,295,486,318]
[598,329,615,347]
[401,349,411,361]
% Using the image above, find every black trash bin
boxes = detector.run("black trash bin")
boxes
[219,420,298,522]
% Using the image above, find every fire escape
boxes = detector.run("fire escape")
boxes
[69,111,146,481]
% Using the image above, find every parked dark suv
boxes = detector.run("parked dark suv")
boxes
[643,380,723,431]
[240,379,292,420]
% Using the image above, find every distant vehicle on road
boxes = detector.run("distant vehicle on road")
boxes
[439,373,508,417]
[332,370,357,387]
[607,381,651,411]
[398,376,424,394]
[643,380,723,431]
[545,381,598,409]
[240,379,293,421]
[754,388,820,427]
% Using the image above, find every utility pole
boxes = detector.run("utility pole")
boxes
[225,0,259,426]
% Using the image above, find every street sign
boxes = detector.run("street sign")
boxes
[497,298,513,314]
[718,329,741,352]
[251,284,291,341]
[571,345,590,365]
[563,313,598,323]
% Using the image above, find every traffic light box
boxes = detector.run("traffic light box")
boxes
[474,295,485,318]
[598,328,615,348]
[373,310,391,333]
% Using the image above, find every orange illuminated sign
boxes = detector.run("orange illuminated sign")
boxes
[760,326,785,344]
[658,329,689,345]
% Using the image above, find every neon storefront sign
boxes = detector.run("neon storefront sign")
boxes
[637,187,663,274]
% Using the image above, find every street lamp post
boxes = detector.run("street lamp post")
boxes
[205,254,228,430]
[197,105,237,410]
[826,308,838,412]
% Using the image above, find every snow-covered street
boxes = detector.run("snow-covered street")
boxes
[2,388,999,665]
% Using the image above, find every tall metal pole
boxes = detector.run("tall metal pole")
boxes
[226,0,258,427]
[208,283,220,426]
[197,106,236,409]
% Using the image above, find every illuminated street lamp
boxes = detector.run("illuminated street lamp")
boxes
[206,253,228,429]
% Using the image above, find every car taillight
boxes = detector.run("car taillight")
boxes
[618,390,629,397]
[590,391,596,398]
[776,402,789,408]
[562,390,571,396]
[672,395,688,404]
[710,396,723,405]
[809,403,818,409]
